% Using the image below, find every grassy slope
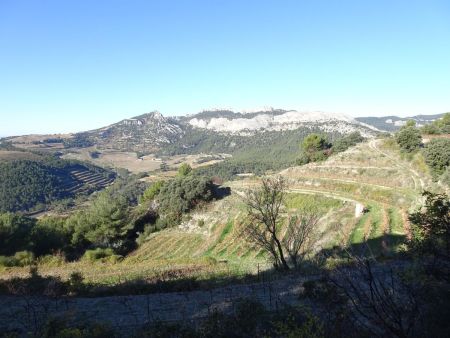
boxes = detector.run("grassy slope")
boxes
[0,139,430,283]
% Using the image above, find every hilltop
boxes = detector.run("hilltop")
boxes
[356,113,445,132]
[6,109,377,153]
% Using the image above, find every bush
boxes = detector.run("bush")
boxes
[0,251,35,267]
[177,163,192,177]
[0,213,35,255]
[82,248,115,262]
[140,180,165,203]
[68,271,84,294]
[31,217,70,256]
[0,255,17,267]
[37,254,66,267]
[395,126,422,153]
[14,251,35,266]
[158,175,214,226]
[332,132,365,153]
[423,138,450,179]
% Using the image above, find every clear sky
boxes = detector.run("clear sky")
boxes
[0,0,449,136]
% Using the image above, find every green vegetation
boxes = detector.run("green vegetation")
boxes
[0,160,69,212]
[62,133,94,148]
[390,116,450,184]
[395,124,422,153]
[195,131,365,180]
[158,175,214,226]
[284,194,342,213]
[0,250,34,267]
[423,138,450,180]
[140,180,165,203]
[409,191,450,258]
[297,133,331,164]
[331,131,365,153]
[177,163,192,176]
[297,132,365,165]
[0,156,114,212]
[421,112,450,134]
[0,212,35,255]
[0,174,147,263]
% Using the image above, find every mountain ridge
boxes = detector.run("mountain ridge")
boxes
[67,109,377,152]
[356,113,445,132]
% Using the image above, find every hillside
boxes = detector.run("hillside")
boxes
[74,111,184,152]
[0,138,429,283]
[0,151,115,213]
[356,113,444,132]
[53,109,377,153]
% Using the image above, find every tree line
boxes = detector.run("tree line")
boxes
[0,166,217,266]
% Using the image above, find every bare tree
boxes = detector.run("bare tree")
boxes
[282,213,319,268]
[243,176,290,270]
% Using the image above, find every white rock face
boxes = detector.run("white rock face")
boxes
[189,110,373,136]
[394,120,407,127]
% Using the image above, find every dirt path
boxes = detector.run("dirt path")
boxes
[368,139,425,191]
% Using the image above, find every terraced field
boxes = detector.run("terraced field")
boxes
[0,139,431,284]
[67,167,115,194]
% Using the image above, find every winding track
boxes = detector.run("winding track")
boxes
[368,139,425,191]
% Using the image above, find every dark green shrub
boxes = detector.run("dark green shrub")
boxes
[423,138,450,179]
[332,132,365,153]
[395,126,422,153]
[0,213,35,255]
[31,217,70,256]
[68,271,84,294]
[158,175,214,226]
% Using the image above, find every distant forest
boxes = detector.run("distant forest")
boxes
[0,156,114,213]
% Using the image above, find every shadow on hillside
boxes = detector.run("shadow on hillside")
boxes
[319,234,407,259]
[0,234,408,298]
[0,264,282,298]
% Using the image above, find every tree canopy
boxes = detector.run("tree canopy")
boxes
[395,126,422,153]
[423,138,450,179]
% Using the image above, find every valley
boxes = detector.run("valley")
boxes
[3,3,450,335]
[1,111,449,337]
[0,138,424,283]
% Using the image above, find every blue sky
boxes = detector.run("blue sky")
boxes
[0,0,449,136]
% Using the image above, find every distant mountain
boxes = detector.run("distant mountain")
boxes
[356,113,445,132]
[68,109,377,152]
[72,111,184,152]
[184,108,373,135]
